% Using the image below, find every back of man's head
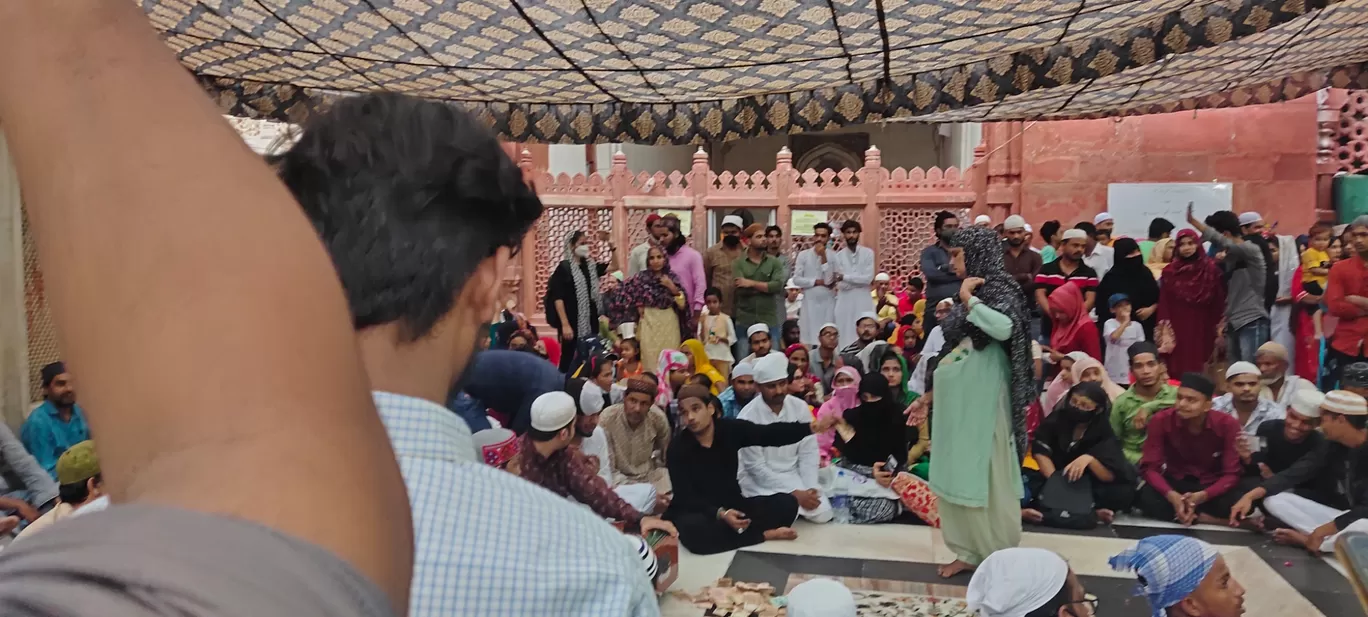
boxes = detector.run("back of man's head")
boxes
[1205,211,1242,237]
[275,93,542,342]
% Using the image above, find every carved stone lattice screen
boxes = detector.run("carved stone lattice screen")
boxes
[785,209,863,267]
[625,205,694,253]
[21,210,59,401]
[1336,90,1368,174]
[878,207,970,287]
[533,206,614,314]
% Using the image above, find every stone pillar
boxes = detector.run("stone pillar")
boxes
[860,146,883,261]
[1316,88,1345,221]
[775,147,794,252]
[980,121,1024,222]
[0,133,28,429]
[690,147,709,250]
[611,148,631,256]
[518,148,540,315]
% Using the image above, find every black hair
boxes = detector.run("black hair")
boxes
[1345,413,1368,430]
[1205,211,1242,236]
[689,373,713,388]
[1148,217,1176,239]
[528,423,571,442]
[1024,579,1072,617]
[275,93,542,342]
[1074,221,1097,236]
[765,225,782,236]
[660,216,687,252]
[934,210,958,231]
[812,222,833,236]
[1040,220,1062,243]
[639,371,659,385]
[907,276,924,290]
[58,473,100,504]
[840,220,862,233]
[898,312,917,326]
[704,286,723,301]
[786,362,803,381]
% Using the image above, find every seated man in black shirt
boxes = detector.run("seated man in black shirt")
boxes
[1229,389,1335,527]
[665,384,840,555]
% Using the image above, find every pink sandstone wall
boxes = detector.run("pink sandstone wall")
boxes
[1020,95,1319,237]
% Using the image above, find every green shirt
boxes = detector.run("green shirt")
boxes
[1040,245,1056,264]
[731,253,786,327]
[1110,383,1178,464]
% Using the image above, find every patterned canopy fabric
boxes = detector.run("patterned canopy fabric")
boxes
[143,0,1365,143]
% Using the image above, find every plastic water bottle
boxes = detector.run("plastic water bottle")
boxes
[830,468,852,524]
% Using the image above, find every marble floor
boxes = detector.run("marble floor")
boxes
[662,515,1360,616]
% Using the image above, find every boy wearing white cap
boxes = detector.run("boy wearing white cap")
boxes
[785,278,803,320]
[737,354,833,523]
[1092,212,1115,245]
[738,323,774,365]
[1212,361,1285,438]
[793,222,838,346]
[872,272,899,329]
[1265,390,1368,553]
[517,392,678,538]
[705,214,747,315]
[1229,388,1335,527]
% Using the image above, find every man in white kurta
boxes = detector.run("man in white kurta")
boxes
[737,354,832,523]
[793,222,837,346]
[831,220,877,349]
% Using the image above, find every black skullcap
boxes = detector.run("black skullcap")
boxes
[1178,372,1215,398]
[1127,341,1159,362]
[40,361,66,388]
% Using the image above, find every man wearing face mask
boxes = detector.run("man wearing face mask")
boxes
[831,220,877,349]
[921,211,964,336]
[793,222,837,346]
[705,214,746,316]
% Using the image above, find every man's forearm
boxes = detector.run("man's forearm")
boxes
[0,3,410,607]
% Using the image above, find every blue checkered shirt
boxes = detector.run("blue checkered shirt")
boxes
[372,392,660,617]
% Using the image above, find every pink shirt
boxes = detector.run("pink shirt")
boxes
[669,246,707,313]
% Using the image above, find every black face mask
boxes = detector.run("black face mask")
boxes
[723,235,741,248]
[1062,405,1094,424]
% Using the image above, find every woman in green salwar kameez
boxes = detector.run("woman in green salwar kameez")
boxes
[928,225,1035,578]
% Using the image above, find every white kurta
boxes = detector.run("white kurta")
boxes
[737,394,832,522]
[793,248,837,345]
[1264,492,1368,553]
[580,426,657,514]
[831,245,876,349]
[1270,235,1300,370]
[1260,375,1316,410]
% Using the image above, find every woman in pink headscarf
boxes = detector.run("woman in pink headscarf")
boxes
[814,366,861,463]
[655,349,691,427]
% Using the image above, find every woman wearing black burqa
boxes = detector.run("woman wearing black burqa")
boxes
[1095,237,1160,340]
[1024,381,1136,527]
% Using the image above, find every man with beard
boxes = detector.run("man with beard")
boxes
[766,225,791,339]
[1189,206,1268,364]
[1260,390,1368,554]
[705,214,746,316]
[1324,216,1368,384]
[21,361,90,478]
[275,94,657,615]
[793,222,837,346]
[658,215,706,315]
[567,379,659,514]
[718,362,758,419]
[737,353,832,523]
[1255,342,1316,409]
[627,213,667,277]
[1230,389,1337,527]
[1002,215,1043,342]
[665,385,841,554]
[516,392,678,537]
[599,378,673,495]
[733,224,787,357]
[1034,229,1099,350]
[921,211,964,335]
[839,314,882,371]
[831,220,876,349]
[738,324,775,365]
[1110,342,1178,464]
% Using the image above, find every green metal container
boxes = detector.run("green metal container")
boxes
[1336,174,1368,223]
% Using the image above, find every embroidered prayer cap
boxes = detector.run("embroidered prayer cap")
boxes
[746,323,770,339]
[856,312,879,326]
[1225,361,1259,380]
[1003,215,1027,231]
[529,391,577,432]
[786,578,856,617]
[753,352,790,384]
[1322,390,1368,416]
[624,377,657,399]
[974,214,991,225]
[966,548,1069,617]
[1179,372,1215,398]
[819,323,839,335]
[1342,362,1368,389]
[1093,212,1114,224]
[676,384,711,405]
[730,362,755,380]
[1060,229,1088,242]
[720,215,744,229]
[1255,341,1289,362]
[1291,389,1325,418]
[874,272,891,283]
[56,440,100,486]
[471,428,519,468]
[1238,211,1263,226]
[1109,535,1219,617]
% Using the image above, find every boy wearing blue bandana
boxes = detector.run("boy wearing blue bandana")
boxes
[1111,535,1245,617]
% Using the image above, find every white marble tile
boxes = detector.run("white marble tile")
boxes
[743,521,938,563]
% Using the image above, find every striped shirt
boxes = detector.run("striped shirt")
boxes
[1033,259,1099,300]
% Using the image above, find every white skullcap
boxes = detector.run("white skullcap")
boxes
[579,381,606,415]
[1291,389,1325,418]
[1093,212,1114,224]
[786,578,856,617]
[731,362,755,379]
[721,215,744,229]
[1238,212,1263,226]
[1003,215,1026,231]
[974,214,991,225]
[786,278,800,289]
[966,548,1069,617]
[856,312,879,325]
[746,323,770,339]
[936,297,954,308]
[1024,223,1033,233]
[1061,229,1088,241]
[1225,361,1260,380]
[1323,390,1368,416]
[820,322,839,334]
[754,352,790,384]
[874,272,891,283]
[530,391,577,432]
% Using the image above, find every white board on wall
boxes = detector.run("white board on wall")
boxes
[1106,183,1232,240]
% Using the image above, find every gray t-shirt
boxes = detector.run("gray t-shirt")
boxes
[0,505,393,617]
[1202,227,1268,330]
